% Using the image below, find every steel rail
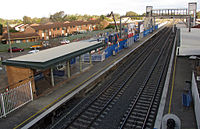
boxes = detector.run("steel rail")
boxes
[119,28,173,129]
[63,28,171,129]
[142,32,174,129]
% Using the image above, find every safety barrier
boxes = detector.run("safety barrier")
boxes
[105,39,128,59]
[155,24,159,30]
[143,27,154,37]
[134,34,139,41]
[82,53,105,62]
[0,81,33,118]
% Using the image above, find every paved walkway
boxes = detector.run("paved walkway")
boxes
[0,30,161,129]
[164,56,197,128]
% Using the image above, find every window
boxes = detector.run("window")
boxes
[16,40,21,43]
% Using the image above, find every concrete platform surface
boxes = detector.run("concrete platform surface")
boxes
[164,56,197,129]
[0,29,162,129]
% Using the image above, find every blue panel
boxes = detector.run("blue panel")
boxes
[70,58,76,64]
[53,70,65,76]
[34,73,44,81]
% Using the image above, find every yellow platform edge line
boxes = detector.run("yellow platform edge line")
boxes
[168,55,177,114]
[14,53,124,129]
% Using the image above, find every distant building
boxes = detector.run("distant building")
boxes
[14,24,29,32]
[1,32,40,44]
[1,20,105,44]
[27,20,100,40]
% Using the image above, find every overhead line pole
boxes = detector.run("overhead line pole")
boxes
[7,22,12,57]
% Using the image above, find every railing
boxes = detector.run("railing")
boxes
[0,81,33,118]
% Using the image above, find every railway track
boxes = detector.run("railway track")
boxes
[119,29,174,129]
[49,26,175,129]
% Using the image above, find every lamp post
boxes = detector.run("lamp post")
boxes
[6,22,12,57]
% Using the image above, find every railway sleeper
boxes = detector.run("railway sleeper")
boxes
[81,114,94,120]
[129,115,145,121]
[139,96,152,101]
[77,118,91,124]
[145,121,153,128]
[132,112,147,117]
[132,120,144,126]
[87,107,101,113]
[93,101,106,107]
[142,92,154,96]
[133,108,148,114]
[124,122,136,129]
[135,105,149,110]
[71,121,88,128]
[85,111,98,116]
[136,102,150,107]
[90,104,103,109]
[143,89,156,93]
[138,99,151,104]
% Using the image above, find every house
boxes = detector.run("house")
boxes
[1,32,40,44]
[25,20,99,40]
[28,20,100,40]
[1,20,101,43]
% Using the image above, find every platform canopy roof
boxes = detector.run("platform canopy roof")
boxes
[179,28,200,56]
[3,39,104,69]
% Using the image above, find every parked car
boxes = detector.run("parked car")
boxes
[28,50,39,54]
[8,47,24,52]
[60,40,70,45]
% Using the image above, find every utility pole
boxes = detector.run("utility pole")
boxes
[6,22,12,57]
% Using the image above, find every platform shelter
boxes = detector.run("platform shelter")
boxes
[2,39,104,98]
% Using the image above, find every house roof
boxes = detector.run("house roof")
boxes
[1,32,40,40]
[30,20,99,30]
[2,39,104,69]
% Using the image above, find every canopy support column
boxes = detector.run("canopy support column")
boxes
[51,67,55,87]
[79,56,82,72]
[89,52,92,65]
[67,60,71,78]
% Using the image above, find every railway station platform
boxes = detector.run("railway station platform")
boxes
[0,27,163,129]
[154,25,198,129]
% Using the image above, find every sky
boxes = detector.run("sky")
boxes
[0,0,199,19]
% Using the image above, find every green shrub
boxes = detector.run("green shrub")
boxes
[0,42,40,52]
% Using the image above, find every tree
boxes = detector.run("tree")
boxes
[23,16,32,24]
[100,15,105,21]
[105,24,115,29]
[64,15,78,21]
[32,17,41,24]
[126,11,138,16]
[197,11,200,19]
[50,11,65,22]
[40,17,50,24]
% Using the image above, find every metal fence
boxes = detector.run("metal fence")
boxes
[0,81,33,118]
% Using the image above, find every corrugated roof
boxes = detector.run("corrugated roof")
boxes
[9,40,100,63]
[3,39,104,69]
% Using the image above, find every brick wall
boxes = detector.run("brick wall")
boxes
[6,66,37,98]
